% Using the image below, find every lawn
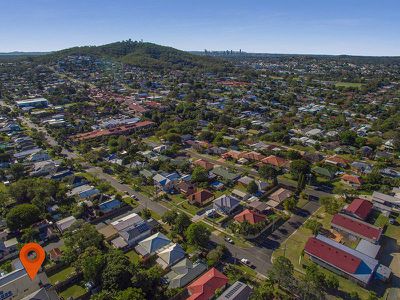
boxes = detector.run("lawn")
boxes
[59,284,87,299]
[272,207,371,300]
[335,82,363,89]
[125,250,141,264]
[48,266,76,284]
[384,214,400,240]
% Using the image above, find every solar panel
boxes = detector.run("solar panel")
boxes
[224,282,244,298]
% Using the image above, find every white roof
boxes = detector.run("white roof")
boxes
[111,213,143,232]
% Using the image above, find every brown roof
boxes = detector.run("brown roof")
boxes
[194,159,215,171]
[187,190,214,205]
[261,155,289,167]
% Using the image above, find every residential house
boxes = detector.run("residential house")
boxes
[188,190,214,206]
[216,281,253,300]
[213,195,241,215]
[187,267,229,300]
[177,181,196,196]
[351,162,373,174]
[98,198,123,214]
[211,167,240,182]
[371,191,400,214]
[261,155,289,169]
[156,243,186,270]
[135,232,172,258]
[267,188,293,208]
[194,159,215,171]
[312,166,335,179]
[331,213,382,244]
[343,199,373,221]
[234,209,266,225]
[153,172,180,193]
[248,201,272,214]
[341,174,363,189]
[165,258,207,288]
[56,216,77,233]
[325,155,349,168]
[231,189,250,201]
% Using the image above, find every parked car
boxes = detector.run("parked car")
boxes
[225,237,234,244]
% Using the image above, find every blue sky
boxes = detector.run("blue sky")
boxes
[1,0,399,55]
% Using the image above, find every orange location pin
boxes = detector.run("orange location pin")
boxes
[19,242,46,280]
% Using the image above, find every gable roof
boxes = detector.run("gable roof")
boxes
[332,214,382,242]
[194,159,215,170]
[166,258,207,288]
[344,199,373,220]
[305,236,361,274]
[234,209,266,224]
[187,268,228,300]
[268,188,292,203]
[216,281,253,300]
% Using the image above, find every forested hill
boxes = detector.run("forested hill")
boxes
[39,40,231,71]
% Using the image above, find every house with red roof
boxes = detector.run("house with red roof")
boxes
[187,190,214,206]
[187,267,228,300]
[325,155,349,168]
[241,151,265,162]
[261,155,289,168]
[341,174,363,189]
[343,198,373,220]
[194,159,215,171]
[331,213,382,244]
[304,234,380,287]
[234,209,266,225]
[222,150,243,160]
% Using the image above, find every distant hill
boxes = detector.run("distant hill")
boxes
[40,40,231,71]
[0,51,50,56]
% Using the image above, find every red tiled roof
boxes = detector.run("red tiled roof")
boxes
[187,268,228,300]
[304,237,361,274]
[344,198,373,220]
[325,155,349,166]
[234,209,266,224]
[261,155,288,167]
[342,174,363,185]
[242,151,265,162]
[71,121,154,141]
[194,159,215,171]
[332,214,382,241]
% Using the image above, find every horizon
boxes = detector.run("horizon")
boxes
[2,43,400,58]
[1,0,399,56]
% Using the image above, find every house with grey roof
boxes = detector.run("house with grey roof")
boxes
[213,195,241,215]
[165,259,207,288]
[135,232,172,257]
[156,243,186,269]
[217,281,253,300]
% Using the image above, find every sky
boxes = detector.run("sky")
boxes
[1,0,399,56]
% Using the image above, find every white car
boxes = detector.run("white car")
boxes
[240,258,250,266]
[224,237,234,244]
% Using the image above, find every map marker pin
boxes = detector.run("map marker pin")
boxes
[19,242,46,280]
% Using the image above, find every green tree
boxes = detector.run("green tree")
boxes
[305,218,323,235]
[269,256,294,288]
[174,213,192,235]
[161,210,178,226]
[10,163,25,180]
[115,288,145,300]
[185,223,211,248]
[63,222,103,263]
[290,159,310,179]
[74,246,104,285]
[206,245,226,267]
[102,250,133,292]
[246,180,258,194]
[6,204,41,231]
[132,265,164,299]
[191,166,208,183]
[283,197,298,212]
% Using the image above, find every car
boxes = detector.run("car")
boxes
[131,194,138,200]
[389,218,395,225]
[240,258,250,265]
[224,237,234,244]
